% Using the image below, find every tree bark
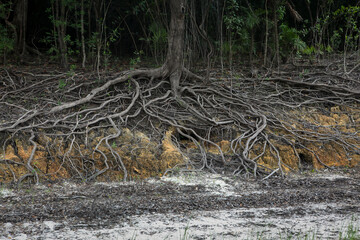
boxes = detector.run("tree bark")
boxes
[81,0,86,68]
[55,0,68,69]
[163,0,186,96]
[3,0,28,58]
[273,0,280,68]
[15,0,28,56]
[264,0,269,67]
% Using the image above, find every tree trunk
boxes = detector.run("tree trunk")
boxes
[81,0,86,68]
[273,0,280,68]
[163,0,186,96]
[4,0,28,58]
[51,1,58,50]
[264,0,269,67]
[93,0,102,71]
[55,0,68,69]
[15,0,28,56]
[218,0,225,73]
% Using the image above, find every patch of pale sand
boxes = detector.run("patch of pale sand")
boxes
[1,203,358,240]
[291,169,352,181]
[0,188,15,198]
[43,221,58,231]
[117,203,358,240]
[94,180,140,187]
[91,172,267,196]
[309,174,351,180]
[159,172,239,196]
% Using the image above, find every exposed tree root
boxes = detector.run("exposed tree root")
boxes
[0,59,360,183]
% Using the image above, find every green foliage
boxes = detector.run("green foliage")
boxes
[224,0,243,34]
[65,34,81,57]
[108,27,122,44]
[279,24,307,58]
[180,223,190,240]
[224,0,261,37]
[41,30,81,62]
[87,32,98,53]
[2,0,360,67]
[148,22,167,58]
[333,5,360,51]
[300,44,333,59]
[104,27,123,65]
[132,0,147,16]
[317,4,360,53]
[0,25,14,60]
[325,45,334,53]
[302,46,316,56]
[277,5,286,21]
[0,2,10,19]
[0,3,14,61]
[40,29,58,56]
[129,50,143,70]
[221,40,241,57]
[339,218,360,240]
[58,79,67,89]
[66,64,76,77]
[223,0,262,57]
[330,30,342,50]
[42,0,87,66]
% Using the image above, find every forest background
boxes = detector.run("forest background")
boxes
[0,0,358,70]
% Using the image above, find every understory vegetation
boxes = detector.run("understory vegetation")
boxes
[0,0,359,183]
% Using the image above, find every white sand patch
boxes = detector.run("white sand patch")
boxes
[0,188,15,198]
[1,203,358,240]
[43,221,58,231]
[160,172,238,196]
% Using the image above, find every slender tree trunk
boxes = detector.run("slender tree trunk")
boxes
[219,0,225,73]
[189,0,198,61]
[273,0,280,68]
[250,30,254,66]
[51,1,58,50]
[5,0,28,59]
[163,0,186,96]
[199,0,210,59]
[264,0,269,67]
[55,0,68,68]
[229,28,233,68]
[88,0,93,40]
[305,0,314,46]
[93,0,103,71]
[81,0,86,68]
[19,0,28,56]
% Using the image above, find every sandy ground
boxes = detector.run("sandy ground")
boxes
[1,169,360,239]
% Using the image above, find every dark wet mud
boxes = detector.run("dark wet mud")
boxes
[1,168,360,239]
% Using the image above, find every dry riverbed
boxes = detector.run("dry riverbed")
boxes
[1,168,360,239]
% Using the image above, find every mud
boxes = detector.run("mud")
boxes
[1,168,360,239]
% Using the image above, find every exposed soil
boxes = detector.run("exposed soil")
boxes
[1,58,360,183]
[1,168,360,239]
